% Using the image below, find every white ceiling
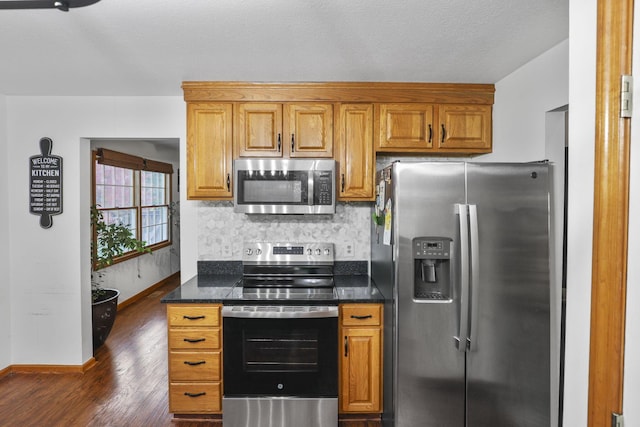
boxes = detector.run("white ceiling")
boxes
[0,0,569,96]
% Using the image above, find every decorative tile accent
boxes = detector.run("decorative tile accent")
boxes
[197,201,372,261]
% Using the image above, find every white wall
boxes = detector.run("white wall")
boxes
[90,139,180,303]
[6,96,184,365]
[491,39,569,163]
[0,94,10,370]
[564,1,597,426]
[624,4,640,423]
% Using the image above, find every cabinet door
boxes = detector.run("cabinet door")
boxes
[236,103,284,157]
[285,103,333,157]
[341,327,382,413]
[337,104,375,201]
[186,103,233,200]
[377,103,434,151]
[437,104,492,152]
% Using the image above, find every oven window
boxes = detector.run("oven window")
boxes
[243,329,319,373]
[223,316,338,397]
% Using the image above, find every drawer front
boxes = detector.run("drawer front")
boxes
[169,351,221,381]
[169,328,220,350]
[341,304,382,326]
[169,382,221,413]
[167,305,220,327]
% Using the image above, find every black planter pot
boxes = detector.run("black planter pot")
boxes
[92,288,120,351]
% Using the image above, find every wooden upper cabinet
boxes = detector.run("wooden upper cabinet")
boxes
[285,103,333,158]
[337,104,375,201]
[437,104,492,152]
[186,103,233,200]
[377,103,434,151]
[236,103,333,158]
[236,103,283,157]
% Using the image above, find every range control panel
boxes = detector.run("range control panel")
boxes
[242,242,334,264]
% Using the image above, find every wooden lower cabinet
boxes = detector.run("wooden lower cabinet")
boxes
[339,303,383,415]
[167,304,222,416]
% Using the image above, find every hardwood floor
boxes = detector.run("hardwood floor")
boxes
[0,276,380,427]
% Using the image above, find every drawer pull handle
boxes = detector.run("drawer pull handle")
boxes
[184,360,206,366]
[184,392,206,398]
[183,338,206,343]
[183,315,206,320]
[351,314,373,320]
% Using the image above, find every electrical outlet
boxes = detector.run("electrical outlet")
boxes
[344,242,354,258]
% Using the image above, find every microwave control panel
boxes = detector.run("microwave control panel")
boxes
[313,170,334,205]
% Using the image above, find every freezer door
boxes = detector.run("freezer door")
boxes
[393,162,466,427]
[465,163,550,427]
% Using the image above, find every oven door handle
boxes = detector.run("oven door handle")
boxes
[222,305,338,319]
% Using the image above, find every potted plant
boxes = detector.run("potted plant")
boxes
[91,205,150,350]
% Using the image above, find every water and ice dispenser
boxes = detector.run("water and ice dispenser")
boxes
[413,237,452,301]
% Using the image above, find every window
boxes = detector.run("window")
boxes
[93,148,173,264]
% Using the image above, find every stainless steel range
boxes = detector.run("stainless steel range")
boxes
[222,242,338,427]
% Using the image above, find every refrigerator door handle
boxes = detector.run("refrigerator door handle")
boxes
[468,204,480,351]
[455,203,470,352]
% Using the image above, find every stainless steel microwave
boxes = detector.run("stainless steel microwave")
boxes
[233,158,336,214]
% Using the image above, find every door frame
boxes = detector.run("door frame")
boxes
[588,1,634,426]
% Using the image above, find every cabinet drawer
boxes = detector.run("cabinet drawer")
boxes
[341,304,382,326]
[169,328,220,350]
[169,382,221,413]
[167,305,220,327]
[169,351,221,381]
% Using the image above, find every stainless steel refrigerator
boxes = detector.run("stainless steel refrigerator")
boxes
[372,161,551,427]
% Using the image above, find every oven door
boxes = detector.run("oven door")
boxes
[222,305,338,397]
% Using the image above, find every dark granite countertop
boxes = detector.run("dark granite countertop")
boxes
[161,261,385,304]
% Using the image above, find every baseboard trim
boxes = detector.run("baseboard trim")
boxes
[117,271,180,311]
[8,357,97,374]
[0,365,10,379]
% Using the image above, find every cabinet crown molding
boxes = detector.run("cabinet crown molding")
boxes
[182,81,495,105]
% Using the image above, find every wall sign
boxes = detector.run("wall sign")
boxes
[29,137,63,229]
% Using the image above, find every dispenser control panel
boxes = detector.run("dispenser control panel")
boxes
[412,237,452,302]
[414,238,451,259]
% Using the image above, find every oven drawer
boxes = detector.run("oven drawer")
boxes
[169,328,221,350]
[169,351,221,381]
[167,305,220,327]
[341,304,382,326]
[169,382,221,413]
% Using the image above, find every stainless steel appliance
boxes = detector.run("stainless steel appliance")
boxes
[233,158,336,214]
[372,161,552,427]
[222,242,338,427]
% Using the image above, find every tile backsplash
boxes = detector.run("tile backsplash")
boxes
[197,201,372,260]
